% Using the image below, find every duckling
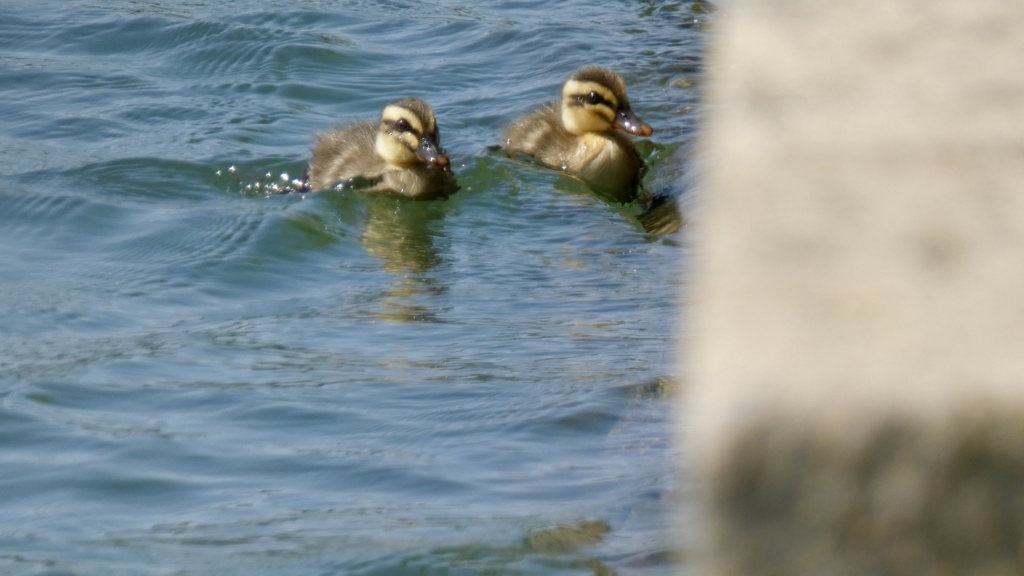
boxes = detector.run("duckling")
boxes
[306,98,457,199]
[502,67,653,202]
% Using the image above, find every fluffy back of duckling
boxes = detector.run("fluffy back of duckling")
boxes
[307,122,380,191]
[502,103,645,203]
[500,66,651,202]
[306,103,457,200]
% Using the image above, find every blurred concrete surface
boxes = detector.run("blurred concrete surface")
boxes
[685,0,1024,574]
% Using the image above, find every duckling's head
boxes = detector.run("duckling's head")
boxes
[374,98,450,171]
[560,67,653,138]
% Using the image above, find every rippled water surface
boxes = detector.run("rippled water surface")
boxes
[0,0,709,573]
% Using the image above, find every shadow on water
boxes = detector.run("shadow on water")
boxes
[633,139,688,237]
[491,137,688,238]
[637,194,685,237]
[544,145,688,237]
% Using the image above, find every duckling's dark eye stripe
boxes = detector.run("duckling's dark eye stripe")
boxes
[388,119,418,135]
[573,92,609,107]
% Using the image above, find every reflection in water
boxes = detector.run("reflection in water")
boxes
[549,174,686,237]
[424,520,620,574]
[356,196,449,323]
[524,520,611,554]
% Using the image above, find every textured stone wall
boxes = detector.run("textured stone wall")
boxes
[685,0,1024,573]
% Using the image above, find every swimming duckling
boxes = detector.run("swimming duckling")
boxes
[306,98,457,199]
[502,67,653,202]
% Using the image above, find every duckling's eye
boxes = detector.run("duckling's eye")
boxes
[394,118,411,132]
[586,92,601,105]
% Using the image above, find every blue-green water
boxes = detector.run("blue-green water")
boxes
[0,1,707,573]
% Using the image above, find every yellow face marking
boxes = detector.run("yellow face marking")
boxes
[381,105,428,136]
[562,79,620,111]
[376,105,435,166]
[561,80,621,135]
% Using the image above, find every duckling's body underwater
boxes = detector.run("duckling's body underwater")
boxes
[502,67,653,202]
[305,98,457,200]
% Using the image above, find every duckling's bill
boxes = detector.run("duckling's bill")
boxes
[417,136,450,170]
[615,108,653,137]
